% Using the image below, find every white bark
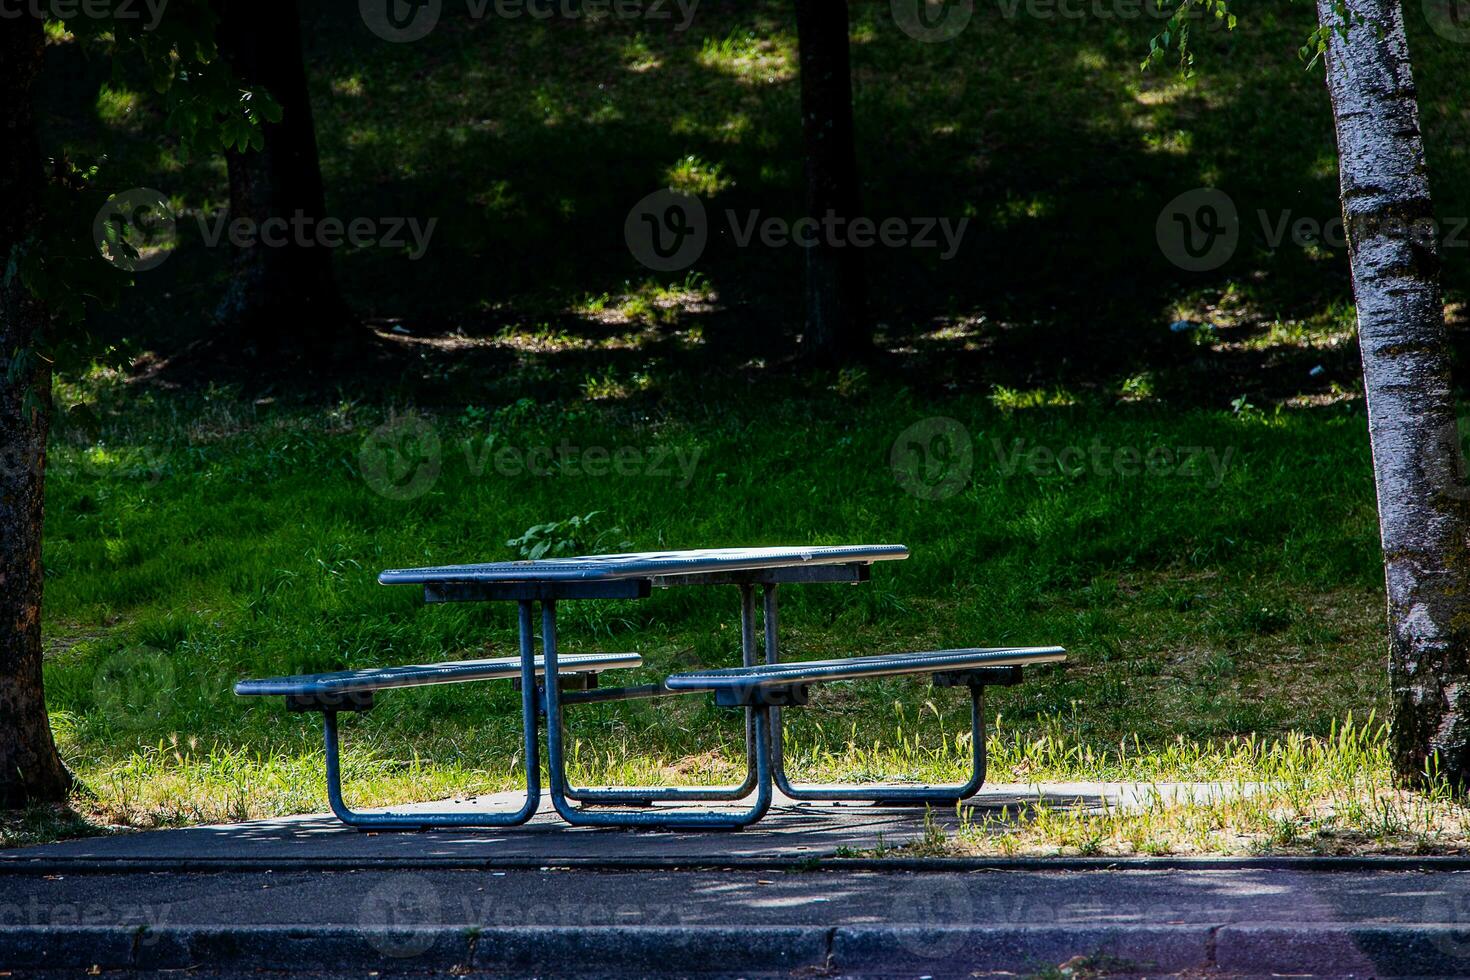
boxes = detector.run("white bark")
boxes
[1316,0,1470,784]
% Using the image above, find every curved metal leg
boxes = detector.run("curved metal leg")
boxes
[543,601,774,829]
[561,584,760,805]
[318,601,543,829]
[770,682,987,805]
[764,583,988,804]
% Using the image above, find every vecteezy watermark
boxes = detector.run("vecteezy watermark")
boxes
[94,187,177,272]
[360,416,443,501]
[359,416,704,501]
[625,189,708,273]
[1423,0,1470,42]
[1424,411,1470,504]
[891,417,1236,499]
[0,896,172,931]
[891,417,975,501]
[360,875,443,959]
[93,645,175,730]
[1158,186,1470,271]
[892,0,974,41]
[892,0,1232,38]
[991,436,1234,486]
[991,0,1229,18]
[360,0,697,41]
[890,876,974,958]
[1424,873,1470,962]
[625,189,970,272]
[1253,209,1470,253]
[0,439,41,486]
[1156,187,1240,272]
[0,0,167,27]
[464,439,702,485]
[192,211,436,260]
[93,188,436,272]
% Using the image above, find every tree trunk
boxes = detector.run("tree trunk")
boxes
[795,0,869,363]
[0,11,73,809]
[213,0,354,364]
[1317,0,1470,787]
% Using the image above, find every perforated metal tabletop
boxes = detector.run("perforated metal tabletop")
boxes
[377,545,909,586]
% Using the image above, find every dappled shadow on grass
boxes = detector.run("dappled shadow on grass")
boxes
[42,0,1470,405]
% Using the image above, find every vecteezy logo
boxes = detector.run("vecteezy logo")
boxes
[1424,0,1470,42]
[0,440,35,485]
[624,189,708,272]
[892,0,973,41]
[93,646,176,731]
[1156,187,1239,272]
[891,876,974,957]
[359,416,442,501]
[890,417,974,501]
[1427,411,1470,502]
[359,874,443,959]
[361,0,441,42]
[93,187,177,272]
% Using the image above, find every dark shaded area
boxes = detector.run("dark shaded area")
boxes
[33,0,1470,405]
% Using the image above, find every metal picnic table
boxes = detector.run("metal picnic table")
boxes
[238,545,1066,831]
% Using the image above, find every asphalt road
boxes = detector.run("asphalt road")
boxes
[4,867,1470,976]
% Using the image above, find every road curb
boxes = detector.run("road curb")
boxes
[5,924,1470,974]
[5,853,1470,874]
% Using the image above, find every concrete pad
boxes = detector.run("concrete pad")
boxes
[0,782,1259,868]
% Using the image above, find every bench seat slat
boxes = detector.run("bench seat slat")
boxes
[663,647,1065,691]
[235,653,642,698]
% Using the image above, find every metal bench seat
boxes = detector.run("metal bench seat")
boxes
[235,653,642,701]
[664,646,1066,701]
[655,645,1066,807]
[234,611,644,830]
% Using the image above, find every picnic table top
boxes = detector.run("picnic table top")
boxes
[377,545,909,586]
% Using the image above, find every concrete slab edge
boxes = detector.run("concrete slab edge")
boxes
[4,853,1470,874]
[6,924,1470,975]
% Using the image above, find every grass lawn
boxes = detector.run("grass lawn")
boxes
[12,374,1427,856]
[17,0,1470,852]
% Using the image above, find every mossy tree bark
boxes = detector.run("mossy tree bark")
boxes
[1317,0,1470,786]
[795,0,869,364]
[0,11,74,809]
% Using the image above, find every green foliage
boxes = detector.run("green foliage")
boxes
[507,511,632,560]
[1297,2,1367,71]
[1141,0,1238,75]
[10,0,280,345]
[59,0,281,157]
[7,160,127,344]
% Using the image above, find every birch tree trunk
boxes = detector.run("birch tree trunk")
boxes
[1316,0,1470,786]
[0,11,73,808]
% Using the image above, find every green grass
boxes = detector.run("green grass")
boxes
[20,0,1470,850]
[16,374,1400,846]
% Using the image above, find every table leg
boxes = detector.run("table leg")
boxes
[542,599,773,829]
[557,584,760,805]
[764,583,989,804]
[316,599,543,829]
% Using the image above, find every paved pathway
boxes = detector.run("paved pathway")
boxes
[0,782,1243,869]
[7,782,1467,976]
